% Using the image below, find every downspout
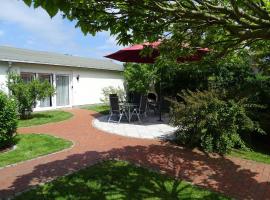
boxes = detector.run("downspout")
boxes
[7,61,12,72]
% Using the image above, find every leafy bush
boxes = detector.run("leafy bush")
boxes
[100,86,125,104]
[7,73,55,119]
[170,90,264,154]
[0,91,18,149]
[124,63,157,93]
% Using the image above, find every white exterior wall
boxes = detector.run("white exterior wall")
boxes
[72,68,123,106]
[0,61,124,111]
[0,62,9,93]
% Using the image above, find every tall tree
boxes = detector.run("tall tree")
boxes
[23,0,270,56]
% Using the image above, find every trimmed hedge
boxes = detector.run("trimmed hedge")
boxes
[0,91,18,149]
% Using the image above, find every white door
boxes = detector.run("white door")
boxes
[56,75,70,106]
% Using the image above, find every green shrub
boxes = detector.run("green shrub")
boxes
[124,63,157,93]
[170,90,264,154]
[0,91,18,149]
[7,73,55,119]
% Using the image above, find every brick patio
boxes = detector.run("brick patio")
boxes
[0,109,269,199]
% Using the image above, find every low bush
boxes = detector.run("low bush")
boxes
[100,86,125,104]
[7,73,55,119]
[0,91,18,149]
[170,90,264,154]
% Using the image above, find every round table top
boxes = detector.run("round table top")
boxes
[119,102,138,107]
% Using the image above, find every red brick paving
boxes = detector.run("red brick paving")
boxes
[0,108,270,199]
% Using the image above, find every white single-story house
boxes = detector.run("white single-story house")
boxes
[0,46,124,111]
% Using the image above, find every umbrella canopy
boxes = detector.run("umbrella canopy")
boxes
[105,41,209,63]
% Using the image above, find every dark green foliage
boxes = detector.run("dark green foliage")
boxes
[245,74,270,107]
[170,90,264,154]
[7,73,55,119]
[124,63,157,94]
[22,1,270,56]
[0,91,18,149]
[158,62,210,96]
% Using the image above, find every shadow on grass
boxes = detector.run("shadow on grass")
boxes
[14,160,227,200]
[1,143,269,199]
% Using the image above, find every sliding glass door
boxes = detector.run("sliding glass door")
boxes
[56,75,70,106]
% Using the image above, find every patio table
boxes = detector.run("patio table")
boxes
[119,102,138,123]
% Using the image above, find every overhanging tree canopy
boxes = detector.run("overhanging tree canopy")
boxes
[23,0,270,56]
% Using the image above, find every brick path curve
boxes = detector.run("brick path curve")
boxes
[0,109,269,199]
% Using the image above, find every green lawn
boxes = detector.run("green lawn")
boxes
[0,134,72,168]
[14,160,230,200]
[230,149,270,164]
[18,110,73,127]
[82,104,110,115]
[230,112,270,164]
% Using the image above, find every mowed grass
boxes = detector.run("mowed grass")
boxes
[14,160,230,200]
[230,112,270,164]
[18,110,73,127]
[82,104,110,115]
[0,134,72,168]
[230,149,270,164]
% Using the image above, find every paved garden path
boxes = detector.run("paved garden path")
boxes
[0,109,270,199]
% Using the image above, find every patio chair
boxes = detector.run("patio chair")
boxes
[130,95,148,122]
[133,92,142,105]
[147,92,158,114]
[108,95,128,123]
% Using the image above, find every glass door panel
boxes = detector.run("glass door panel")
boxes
[39,74,52,107]
[56,75,69,106]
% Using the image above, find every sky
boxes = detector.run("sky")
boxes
[0,0,123,60]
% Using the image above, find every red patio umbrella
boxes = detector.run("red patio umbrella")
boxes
[104,41,209,121]
[105,41,209,63]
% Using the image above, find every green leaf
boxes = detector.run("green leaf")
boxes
[44,1,59,17]
[23,0,32,7]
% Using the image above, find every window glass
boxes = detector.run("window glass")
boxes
[20,72,35,83]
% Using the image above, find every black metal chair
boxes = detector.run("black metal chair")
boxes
[127,92,141,104]
[108,94,128,123]
[147,92,158,114]
[134,93,142,104]
[130,95,148,122]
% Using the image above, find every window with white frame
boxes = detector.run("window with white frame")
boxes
[20,72,35,83]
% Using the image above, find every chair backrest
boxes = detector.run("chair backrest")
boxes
[139,95,148,112]
[109,95,120,112]
[133,93,141,105]
[126,92,132,103]
[109,93,118,98]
